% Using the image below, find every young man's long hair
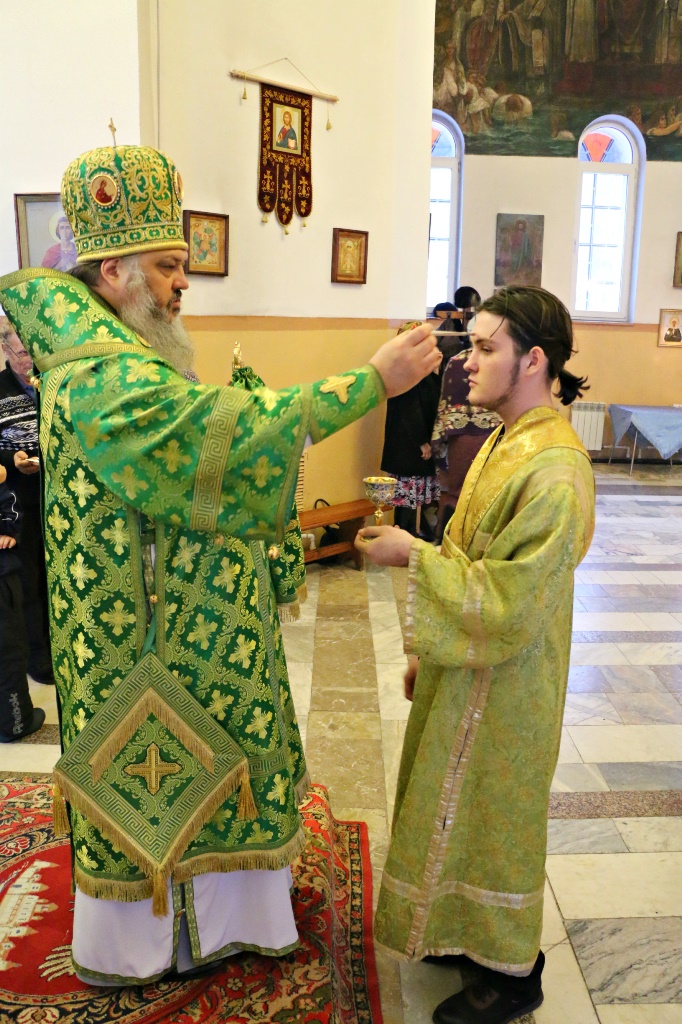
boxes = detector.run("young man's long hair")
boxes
[478,286,589,405]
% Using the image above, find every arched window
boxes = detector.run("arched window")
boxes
[571,116,645,322]
[427,110,464,314]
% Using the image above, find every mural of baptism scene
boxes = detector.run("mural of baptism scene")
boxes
[433,0,682,158]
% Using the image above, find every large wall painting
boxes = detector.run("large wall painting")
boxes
[434,1,682,159]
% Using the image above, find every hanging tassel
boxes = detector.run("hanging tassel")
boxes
[52,781,70,835]
[284,226,289,236]
[152,869,169,918]
[326,106,332,131]
[242,75,247,100]
[262,213,268,223]
[302,220,307,228]
[237,771,258,820]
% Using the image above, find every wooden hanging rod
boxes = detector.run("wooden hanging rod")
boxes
[230,69,338,103]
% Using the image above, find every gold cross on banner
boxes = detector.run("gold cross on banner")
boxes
[108,118,117,146]
[124,742,182,795]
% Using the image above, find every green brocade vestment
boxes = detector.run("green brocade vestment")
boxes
[0,269,384,910]
[375,407,595,973]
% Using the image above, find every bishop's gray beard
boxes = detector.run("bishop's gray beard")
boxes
[117,261,196,373]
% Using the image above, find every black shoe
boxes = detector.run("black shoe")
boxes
[0,707,46,743]
[422,954,471,968]
[30,674,55,685]
[433,981,543,1024]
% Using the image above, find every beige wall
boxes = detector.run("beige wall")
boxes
[187,316,392,506]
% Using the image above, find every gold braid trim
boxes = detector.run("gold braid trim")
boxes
[173,822,308,886]
[88,690,216,783]
[52,781,70,836]
[277,599,301,623]
[57,759,254,918]
[294,771,312,807]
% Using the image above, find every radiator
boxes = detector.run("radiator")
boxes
[570,401,606,451]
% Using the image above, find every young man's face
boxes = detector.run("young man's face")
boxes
[135,249,189,320]
[463,311,522,412]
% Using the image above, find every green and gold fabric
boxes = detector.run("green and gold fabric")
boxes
[0,268,384,914]
[375,408,595,973]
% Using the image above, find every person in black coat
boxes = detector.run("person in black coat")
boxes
[0,321,54,685]
[381,321,442,537]
[0,466,45,741]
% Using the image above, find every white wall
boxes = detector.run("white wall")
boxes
[459,151,681,326]
[145,0,435,319]
[0,0,141,278]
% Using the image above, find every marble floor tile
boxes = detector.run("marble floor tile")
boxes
[551,763,609,793]
[366,564,397,602]
[599,666,666,693]
[546,818,627,855]
[653,665,682,687]
[546,852,682,917]
[286,661,312,716]
[312,640,378,689]
[314,618,373,643]
[542,881,568,947]
[596,1007,682,1024]
[598,761,682,791]
[572,613,647,631]
[607,691,682,724]
[315,602,370,621]
[373,624,409,665]
[382,719,407,822]
[377,664,411,721]
[375,948,405,1024]
[578,598,617,613]
[567,725,682,763]
[280,620,316,662]
[304,737,386,810]
[400,959,465,1024]
[27,680,59,725]
[568,667,613,693]
[369,601,403,631]
[562,695,623,726]
[570,644,629,666]
[615,816,682,852]
[534,940,600,1024]
[636,612,682,630]
[567,917,682,1003]
[618,642,682,665]
[306,710,382,742]
[558,728,583,763]
[309,685,379,713]
[316,569,369,605]
[0,743,61,773]
[297,715,307,750]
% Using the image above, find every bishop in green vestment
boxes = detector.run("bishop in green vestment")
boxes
[0,143,440,985]
[358,287,595,1024]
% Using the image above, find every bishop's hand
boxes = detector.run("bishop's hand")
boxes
[369,323,440,398]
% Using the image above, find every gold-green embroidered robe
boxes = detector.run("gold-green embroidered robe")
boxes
[375,407,595,973]
[0,269,384,907]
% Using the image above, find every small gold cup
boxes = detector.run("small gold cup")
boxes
[363,476,397,525]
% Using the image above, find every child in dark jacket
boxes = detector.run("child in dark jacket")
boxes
[0,466,45,741]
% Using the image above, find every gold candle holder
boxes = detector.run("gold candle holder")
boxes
[363,476,397,525]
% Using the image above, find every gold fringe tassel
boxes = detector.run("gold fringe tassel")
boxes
[277,599,300,623]
[152,868,169,917]
[237,767,258,820]
[262,213,268,223]
[296,582,308,604]
[52,780,70,835]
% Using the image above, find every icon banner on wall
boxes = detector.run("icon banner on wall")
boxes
[258,85,312,227]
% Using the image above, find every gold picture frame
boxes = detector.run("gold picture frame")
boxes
[658,308,682,347]
[182,210,229,276]
[14,192,77,270]
[331,228,368,285]
[673,233,682,288]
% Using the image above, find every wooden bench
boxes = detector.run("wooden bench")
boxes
[299,499,388,569]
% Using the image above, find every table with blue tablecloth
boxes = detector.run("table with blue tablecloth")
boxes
[608,404,682,473]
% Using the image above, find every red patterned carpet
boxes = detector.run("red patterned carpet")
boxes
[0,779,382,1024]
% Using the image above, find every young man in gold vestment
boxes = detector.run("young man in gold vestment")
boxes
[357,286,595,1024]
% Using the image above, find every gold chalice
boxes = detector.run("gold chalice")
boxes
[363,476,397,525]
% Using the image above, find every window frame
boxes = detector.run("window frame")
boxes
[570,115,645,324]
[428,109,464,317]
